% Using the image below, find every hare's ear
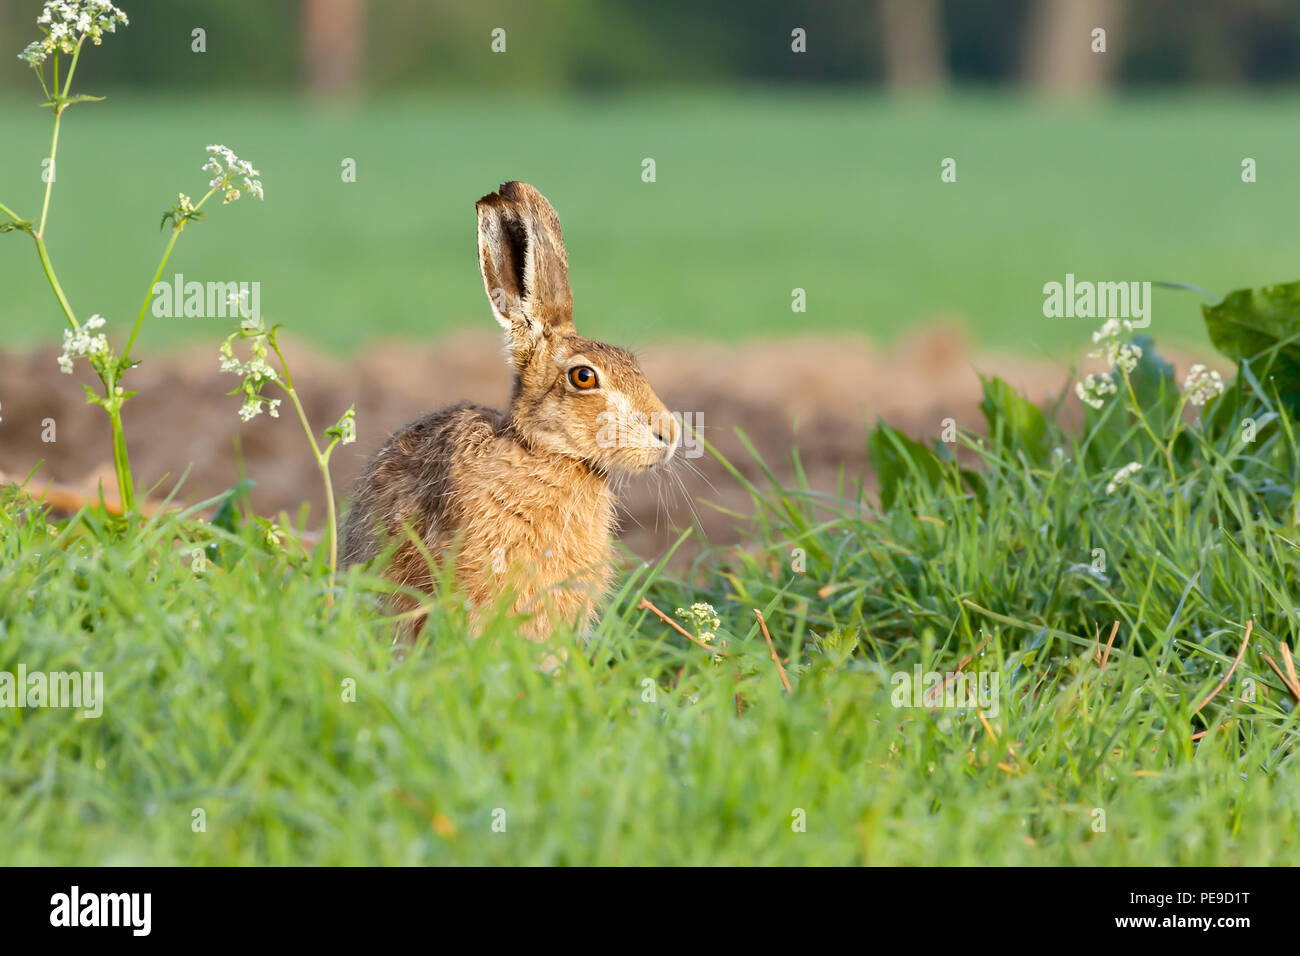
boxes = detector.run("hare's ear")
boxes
[476,182,574,340]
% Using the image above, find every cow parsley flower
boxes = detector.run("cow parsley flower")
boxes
[238,395,281,421]
[1106,461,1143,495]
[202,144,264,204]
[20,1,128,66]
[1183,364,1225,406]
[676,602,721,644]
[219,323,281,422]
[1075,373,1118,410]
[18,42,46,66]
[58,313,110,373]
[1111,342,1142,373]
[1089,318,1142,373]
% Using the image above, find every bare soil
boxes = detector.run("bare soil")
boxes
[0,328,1221,560]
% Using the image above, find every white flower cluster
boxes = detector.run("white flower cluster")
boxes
[1183,364,1225,407]
[219,332,280,421]
[57,313,109,374]
[1075,373,1118,410]
[1106,460,1143,495]
[676,602,721,644]
[1075,318,1143,410]
[202,145,264,204]
[1090,318,1143,373]
[19,1,128,66]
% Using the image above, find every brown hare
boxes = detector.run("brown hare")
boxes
[342,181,679,641]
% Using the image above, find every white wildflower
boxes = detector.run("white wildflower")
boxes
[1184,364,1225,406]
[676,602,721,644]
[1112,342,1142,374]
[237,395,280,422]
[203,144,264,203]
[1105,461,1143,495]
[1075,373,1117,410]
[1090,318,1133,346]
[57,313,110,374]
[1087,317,1145,374]
[217,336,276,384]
[221,327,281,422]
[20,1,128,65]
[18,42,46,66]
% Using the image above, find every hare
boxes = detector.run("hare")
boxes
[342,181,679,641]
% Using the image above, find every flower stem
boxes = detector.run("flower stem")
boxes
[61,43,82,98]
[1121,370,1177,483]
[36,111,61,240]
[34,40,81,241]
[123,227,180,358]
[34,236,79,330]
[270,335,340,581]
[123,188,217,360]
[105,398,135,512]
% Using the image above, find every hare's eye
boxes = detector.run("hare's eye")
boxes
[568,366,599,390]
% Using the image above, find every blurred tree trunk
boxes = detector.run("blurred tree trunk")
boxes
[1025,0,1123,95]
[302,0,365,98]
[879,0,948,90]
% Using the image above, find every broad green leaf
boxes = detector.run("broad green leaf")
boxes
[1202,282,1300,416]
[979,374,1050,464]
[867,421,945,511]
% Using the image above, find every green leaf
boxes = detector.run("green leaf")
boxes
[1202,281,1300,416]
[41,92,107,110]
[867,421,946,511]
[979,375,1050,464]
[1128,335,1181,433]
[207,478,256,567]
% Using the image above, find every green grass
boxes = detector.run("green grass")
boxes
[3,334,1299,864]
[3,90,1300,356]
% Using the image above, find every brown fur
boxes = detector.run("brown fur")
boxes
[342,182,678,641]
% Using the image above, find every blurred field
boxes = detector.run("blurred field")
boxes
[2,90,1300,358]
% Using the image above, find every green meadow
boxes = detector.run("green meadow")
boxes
[2,90,1299,356]
[6,84,1300,867]
[4,349,1300,864]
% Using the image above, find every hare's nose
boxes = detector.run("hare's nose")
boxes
[652,414,680,456]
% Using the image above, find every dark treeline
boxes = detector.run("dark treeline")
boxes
[1,0,1297,94]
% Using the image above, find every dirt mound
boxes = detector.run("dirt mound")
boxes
[0,328,1217,560]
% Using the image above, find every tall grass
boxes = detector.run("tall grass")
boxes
[3,338,1298,863]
